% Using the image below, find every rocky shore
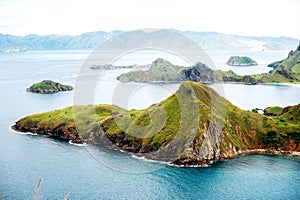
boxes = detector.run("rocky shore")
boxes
[12,119,299,167]
[12,121,83,144]
[12,82,300,167]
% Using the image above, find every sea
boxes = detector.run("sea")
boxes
[0,49,299,199]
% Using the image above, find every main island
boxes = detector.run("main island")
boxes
[12,81,300,166]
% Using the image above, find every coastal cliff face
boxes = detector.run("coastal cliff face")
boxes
[12,82,300,166]
[27,80,73,94]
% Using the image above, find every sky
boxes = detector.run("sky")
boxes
[0,0,299,39]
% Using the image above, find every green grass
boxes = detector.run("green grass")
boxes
[32,82,55,90]
[118,45,300,85]
[278,49,300,73]
[264,106,283,116]
[117,58,186,82]
[16,81,300,157]
[29,80,73,91]
[213,70,243,82]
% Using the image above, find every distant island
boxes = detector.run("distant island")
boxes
[90,64,135,70]
[117,44,300,85]
[226,56,257,66]
[27,80,73,94]
[12,81,300,166]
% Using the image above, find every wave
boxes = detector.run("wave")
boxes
[131,154,171,165]
[18,132,38,136]
[9,124,38,136]
[130,154,212,168]
[68,140,86,147]
[278,83,300,88]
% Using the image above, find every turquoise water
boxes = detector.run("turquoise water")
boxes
[0,50,299,199]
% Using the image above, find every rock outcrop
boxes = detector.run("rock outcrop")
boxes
[181,62,214,83]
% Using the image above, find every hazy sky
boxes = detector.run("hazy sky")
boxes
[0,0,299,38]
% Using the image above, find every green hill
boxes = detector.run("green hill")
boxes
[117,58,186,83]
[254,43,300,83]
[117,44,300,84]
[118,59,257,84]
[12,81,300,166]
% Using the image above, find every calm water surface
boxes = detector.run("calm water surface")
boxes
[0,50,299,199]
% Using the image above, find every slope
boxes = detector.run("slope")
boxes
[12,82,300,166]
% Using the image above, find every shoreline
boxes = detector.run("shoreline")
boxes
[11,126,300,167]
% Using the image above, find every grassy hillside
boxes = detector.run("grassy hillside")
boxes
[274,45,300,73]
[117,44,300,85]
[258,44,300,83]
[117,58,186,83]
[13,81,300,165]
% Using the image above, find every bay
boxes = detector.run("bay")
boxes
[0,50,299,199]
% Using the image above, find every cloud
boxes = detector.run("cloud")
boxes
[0,0,299,39]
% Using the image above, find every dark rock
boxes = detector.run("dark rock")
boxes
[242,75,257,85]
[182,62,214,83]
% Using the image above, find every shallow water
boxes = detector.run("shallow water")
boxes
[0,50,299,199]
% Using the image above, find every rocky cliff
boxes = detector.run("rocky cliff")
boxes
[13,82,300,166]
[181,62,215,83]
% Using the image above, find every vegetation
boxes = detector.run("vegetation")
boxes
[27,80,73,94]
[13,81,300,165]
[117,58,186,82]
[263,106,283,116]
[117,44,300,85]
[226,56,257,66]
[31,82,55,90]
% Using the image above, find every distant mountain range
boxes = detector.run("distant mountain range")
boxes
[0,30,299,52]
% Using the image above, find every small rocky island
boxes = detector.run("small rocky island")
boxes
[27,80,73,94]
[226,56,258,66]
